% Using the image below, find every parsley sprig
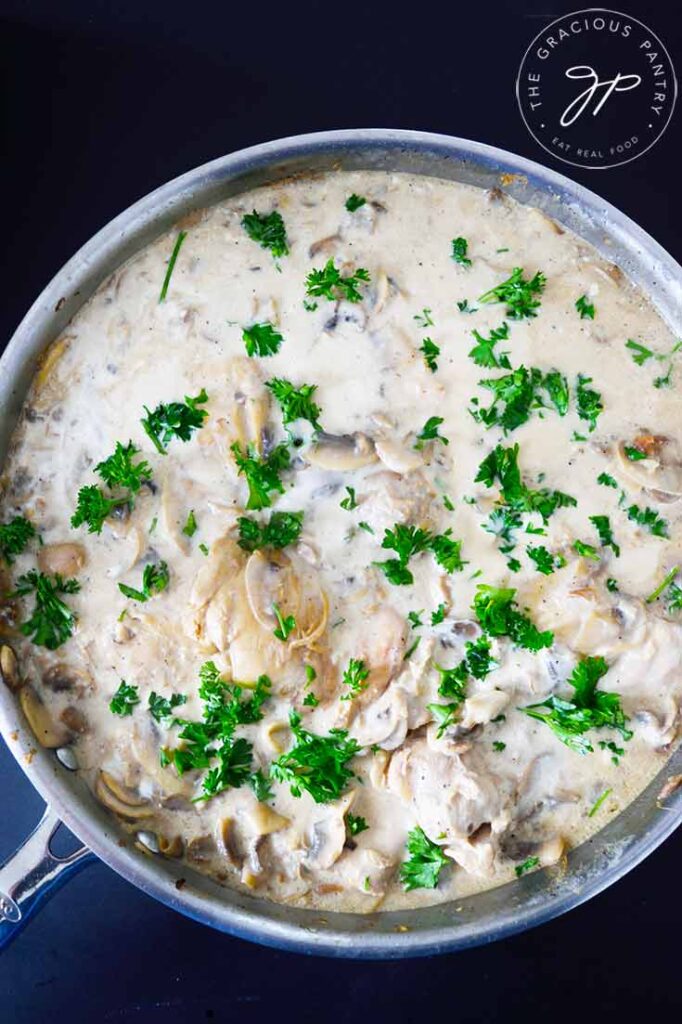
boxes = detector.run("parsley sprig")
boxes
[242,322,284,358]
[0,516,36,564]
[141,389,208,455]
[479,267,546,320]
[266,378,322,432]
[521,656,631,754]
[270,710,359,803]
[305,259,370,304]
[110,680,140,717]
[118,561,170,602]
[400,826,450,891]
[341,658,370,700]
[12,571,80,650]
[231,442,291,511]
[473,584,553,652]
[237,511,303,552]
[242,209,289,258]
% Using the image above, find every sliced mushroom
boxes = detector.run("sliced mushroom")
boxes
[351,686,409,749]
[157,834,184,858]
[305,795,353,870]
[615,439,682,498]
[0,644,20,691]
[95,771,154,820]
[229,357,269,456]
[186,834,217,863]
[309,234,342,258]
[19,685,71,748]
[243,548,328,650]
[459,690,509,731]
[374,437,423,474]
[59,706,88,734]
[43,663,90,694]
[245,801,290,837]
[305,432,377,471]
[38,542,86,577]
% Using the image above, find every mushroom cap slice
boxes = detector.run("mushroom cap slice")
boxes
[305,432,377,471]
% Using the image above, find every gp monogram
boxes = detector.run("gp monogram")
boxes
[516,9,677,169]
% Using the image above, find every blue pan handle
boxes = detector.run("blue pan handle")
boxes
[0,805,95,950]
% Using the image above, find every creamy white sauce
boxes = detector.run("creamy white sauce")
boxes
[1,170,681,912]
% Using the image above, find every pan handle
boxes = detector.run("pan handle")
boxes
[0,805,95,950]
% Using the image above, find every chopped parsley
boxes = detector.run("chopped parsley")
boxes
[12,571,80,650]
[346,813,369,836]
[625,339,655,366]
[266,378,322,432]
[241,209,289,259]
[527,545,562,575]
[473,584,553,652]
[451,236,472,267]
[493,740,506,752]
[407,610,424,629]
[414,416,449,450]
[237,510,303,552]
[575,374,602,432]
[419,337,440,372]
[345,194,366,212]
[141,389,209,455]
[624,445,647,461]
[374,523,464,586]
[626,503,668,538]
[588,788,612,817]
[242,322,284,358]
[71,486,129,535]
[575,294,595,319]
[0,516,36,564]
[118,560,170,602]
[231,441,290,511]
[589,514,620,557]
[109,680,140,716]
[431,603,446,625]
[400,826,450,891]
[479,267,546,320]
[273,603,296,642]
[303,691,319,708]
[159,230,187,302]
[341,657,370,700]
[305,259,370,304]
[574,540,600,561]
[625,338,680,384]
[645,566,679,604]
[429,530,466,573]
[270,710,359,803]
[182,510,197,537]
[468,322,510,369]
[515,856,540,878]
[457,299,477,314]
[340,487,358,511]
[543,370,570,416]
[148,691,187,723]
[95,441,152,493]
[597,472,618,489]
[414,308,434,328]
[521,655,631,754]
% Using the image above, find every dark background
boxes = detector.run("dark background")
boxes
[0,2,679,1021]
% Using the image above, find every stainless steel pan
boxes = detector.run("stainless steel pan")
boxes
[1,129,680,957]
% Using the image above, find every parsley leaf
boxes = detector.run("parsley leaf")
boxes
[575,374,602,432]
[182,509,197,537]
[250,769,274,802]
[400,826,450,891]
[575,294,595,319]
[237,510,303,552]
[522,655,631,754]
[542,370,569,416]
[346,813,369,836]
[270,710,359,803]
[645,566,679,604]
[345,194,366,212]
[109,680,140,716]
[266,378,322,432]
[625,339,655,366]
[148,691,187,724]
[527,545,561,575]
[118,561,170,602]
[414,416,448,450]
[430,530,466,573]
[273,603,296,642]
[451,237,472,267]
[0,516,36,564]
[341,657,370,700]
[589,514,620,557]
[95,441,152,493]
[515,856,540,877]
[419,337,440,372]
[431,603,446,625]
[71,486,129,535]
[414,308,434,328]
[340,486,358,511]
[242,209,289,258]
[12,571,80,650]
[141,389,209,455]
[479,267,546,320]
[598,472,618,488]
[473,584,553,651]
[242,322,284,358]
[305,259,370,303]
[627,503,669,538]
[231,442,290,511]
[468,322,511,369]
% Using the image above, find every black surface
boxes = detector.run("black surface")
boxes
[1,1,680,1020]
